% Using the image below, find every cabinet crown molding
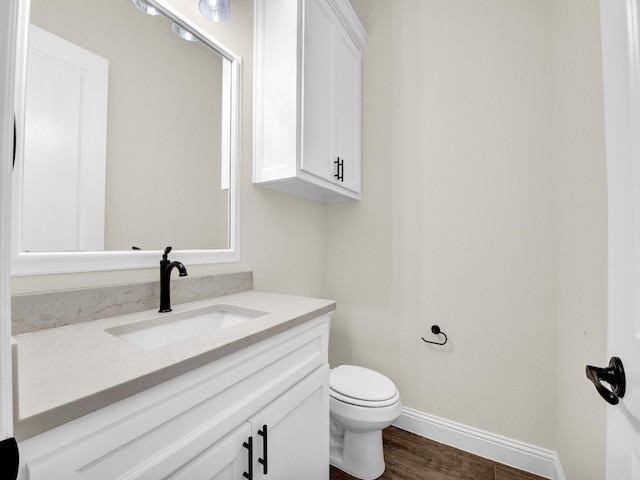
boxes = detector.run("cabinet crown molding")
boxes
[327,0,368,49]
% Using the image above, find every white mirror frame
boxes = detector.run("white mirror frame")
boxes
[11,0,241,275]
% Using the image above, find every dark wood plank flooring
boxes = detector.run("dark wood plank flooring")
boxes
[329,427,549,480]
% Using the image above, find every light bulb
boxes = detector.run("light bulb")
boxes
[172,23,199,42]
[132,0,160,16]
[199,0,230,23]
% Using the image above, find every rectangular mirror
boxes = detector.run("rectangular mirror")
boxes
[12,0,240,275]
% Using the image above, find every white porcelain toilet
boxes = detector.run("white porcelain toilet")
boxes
[329,365,402,480]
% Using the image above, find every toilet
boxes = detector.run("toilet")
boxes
[329,365,402,480]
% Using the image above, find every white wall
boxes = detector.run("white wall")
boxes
[551,0,607,478]
[331,0,557,449]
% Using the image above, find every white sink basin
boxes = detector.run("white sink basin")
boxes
[105,304,268,350]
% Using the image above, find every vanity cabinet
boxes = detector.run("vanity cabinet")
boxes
[17,315,330,480]
[248,368,327,478]
[253,0,367,202]
[168,423,252,479]
[170,368,327,480]
[168,368,326,480]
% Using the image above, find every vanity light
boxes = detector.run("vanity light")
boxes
[132,0,160,16]
[199,0,230,23]
[172,23,199,42]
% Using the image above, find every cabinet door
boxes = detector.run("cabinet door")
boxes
[334,26,361,194]
[301,0,335,182]
[251,367,329,479]
[167,423,252,480]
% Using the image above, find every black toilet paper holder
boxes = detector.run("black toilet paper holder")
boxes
[422,325,448,346]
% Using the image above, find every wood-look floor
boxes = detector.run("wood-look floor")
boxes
[329,427,549,480]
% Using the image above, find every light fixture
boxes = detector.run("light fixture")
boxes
[132,0,160,15]
[172,23,199,42]
[199,0,230,23]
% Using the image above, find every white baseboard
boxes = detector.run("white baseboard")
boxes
[393,407,565,480]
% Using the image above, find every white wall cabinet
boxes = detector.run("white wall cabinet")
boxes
[17,315,330,480]
[254,0,367,202]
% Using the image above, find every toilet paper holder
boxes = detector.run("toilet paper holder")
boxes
[422,325,448,346]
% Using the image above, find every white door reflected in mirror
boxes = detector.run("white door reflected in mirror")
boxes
[21,25,108,252]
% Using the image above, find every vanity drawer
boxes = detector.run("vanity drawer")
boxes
[20,316,329,480]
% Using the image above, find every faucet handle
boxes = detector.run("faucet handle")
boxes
[163,246,173,260]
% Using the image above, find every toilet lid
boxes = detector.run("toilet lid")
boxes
[330,365,398,403]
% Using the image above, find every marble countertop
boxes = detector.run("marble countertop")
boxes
[13,291,336,440]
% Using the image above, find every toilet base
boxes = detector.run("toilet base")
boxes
[329,423,385,480]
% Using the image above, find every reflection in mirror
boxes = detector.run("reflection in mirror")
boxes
[12,0,240,275]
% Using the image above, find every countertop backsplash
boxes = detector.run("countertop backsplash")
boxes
[11,272,253,335]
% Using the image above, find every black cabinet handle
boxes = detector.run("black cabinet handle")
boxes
[243,436,253,479]
[13,115,16,170]
[258,424,268,475]
[586,356,626,405]
[334,157,344,182]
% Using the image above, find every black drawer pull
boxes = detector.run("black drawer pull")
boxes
[258,425,268,474]
[243,436,253,479]
[334,157,344,182]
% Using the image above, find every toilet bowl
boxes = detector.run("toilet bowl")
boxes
[329,365,402,480]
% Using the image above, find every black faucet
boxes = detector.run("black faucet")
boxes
[159,246,188,313]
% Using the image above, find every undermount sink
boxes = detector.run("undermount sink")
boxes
[105,304,269,350]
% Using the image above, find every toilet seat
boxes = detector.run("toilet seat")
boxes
[330,388,401,408]
[330,365,399,407]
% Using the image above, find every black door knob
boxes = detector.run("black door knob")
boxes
[586,356,626,405]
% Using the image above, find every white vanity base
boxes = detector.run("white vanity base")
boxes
[17,314,331,480]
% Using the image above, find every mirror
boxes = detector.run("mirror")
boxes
[12,0,240,275]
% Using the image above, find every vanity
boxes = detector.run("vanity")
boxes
[14,291,335,479]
